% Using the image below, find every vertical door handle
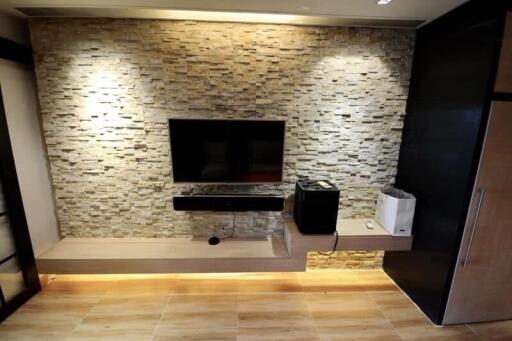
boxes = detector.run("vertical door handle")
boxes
[461,187,485,266]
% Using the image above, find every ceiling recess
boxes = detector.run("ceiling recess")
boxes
[17,7,425,28]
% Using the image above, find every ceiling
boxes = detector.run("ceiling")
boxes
[0,0,469,28]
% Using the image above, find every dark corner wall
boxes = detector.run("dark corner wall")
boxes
[384,0,510,324]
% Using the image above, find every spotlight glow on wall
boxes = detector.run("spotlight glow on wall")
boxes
[83,70,124,135]
[377,0,394,5]
[159,9,301,24]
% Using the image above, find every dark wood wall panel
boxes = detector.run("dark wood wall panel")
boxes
[383,0,506,324]
[495,12,512,93]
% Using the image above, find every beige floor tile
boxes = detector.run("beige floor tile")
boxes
[317,323,401,341]
[154,327,237,340]
[237,280,303,294]
[160,310,238,329]
[385,312,480,340]
[298,270,368,292]
[0,293,99,340]
[238,293,307,312]
[311,308,387,328]
[16,292,100,315]
[237,326,320,341]
[42,279,114,294]
[66,330,154,341]
[0,323,72,340]
[371,292,427,322]
[169,279,241,294]
[166,294,238,312]
[1,270,510,341]
[305,292,377,312]
[372,292,480,340]
[309,293,402,340]
[238,310,314,328]
[73,313,161,335]
[469,319,512,340]
[107,278,178,295]
[2,309,84,332]
[88,294,169,315]
[236,273,302,294]
[356,271,399,292]
[393,327,481,341]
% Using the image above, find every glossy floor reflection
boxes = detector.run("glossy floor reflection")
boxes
[0,270,511,340]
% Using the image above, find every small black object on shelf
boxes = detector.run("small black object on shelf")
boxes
[294,179,340,235]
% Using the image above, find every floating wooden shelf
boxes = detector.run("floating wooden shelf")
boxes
[36,218,412,274]
[36,236,301,274]
[287,218,413,254]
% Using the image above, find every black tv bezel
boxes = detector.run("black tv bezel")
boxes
[168,118,286,184]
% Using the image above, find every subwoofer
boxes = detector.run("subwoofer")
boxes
[294,179,340,234]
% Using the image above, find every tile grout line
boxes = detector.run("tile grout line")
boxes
[304,290,321,341]
[60,280,111,340]
[380,270,445,329]
[466,323,487,341]
[368,291,406,341]
[235,293,239,340]
[150,292,172,341]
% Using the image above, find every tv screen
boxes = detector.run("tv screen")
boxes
[169,119,285,183]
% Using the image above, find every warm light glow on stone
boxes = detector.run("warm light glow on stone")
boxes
[157,9,302,25]
[31,19,414,269]
[83,71,124,133]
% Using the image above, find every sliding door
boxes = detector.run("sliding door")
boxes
[444,101,512,324]
[0,87,40,322]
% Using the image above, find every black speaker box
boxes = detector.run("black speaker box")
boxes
[294,180,340,234]
[173,194,284,212]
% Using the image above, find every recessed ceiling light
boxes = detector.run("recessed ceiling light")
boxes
[377,0,393,5]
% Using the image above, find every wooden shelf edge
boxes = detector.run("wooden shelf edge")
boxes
[36,257,306,274]
[285,218,413,254]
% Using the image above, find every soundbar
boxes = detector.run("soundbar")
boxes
[173,194,284,212]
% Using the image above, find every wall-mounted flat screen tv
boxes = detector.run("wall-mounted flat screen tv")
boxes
[169,119,285,184]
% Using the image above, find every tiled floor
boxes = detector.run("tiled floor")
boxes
[0,270,511,340]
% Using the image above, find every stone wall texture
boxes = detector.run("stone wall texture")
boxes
[30,18,414,267]
[307,251,384,270]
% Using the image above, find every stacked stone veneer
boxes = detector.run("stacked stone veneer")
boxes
[307,251,384,270]
[30,19,413,267]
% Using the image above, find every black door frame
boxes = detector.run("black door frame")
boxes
[0,36,41,322]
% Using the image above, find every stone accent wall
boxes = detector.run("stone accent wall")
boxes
[307,251,384,270]
[29,16,414,270]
